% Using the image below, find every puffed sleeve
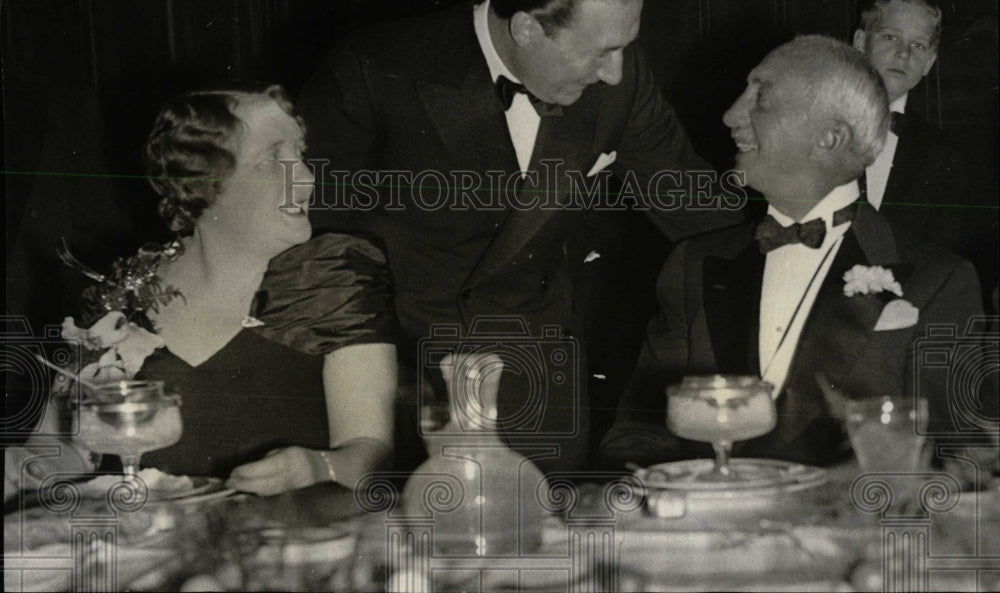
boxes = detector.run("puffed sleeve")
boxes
[249,233,397,355]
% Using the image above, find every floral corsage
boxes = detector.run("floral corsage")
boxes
[842,264,918,331]
[52,240,183,394]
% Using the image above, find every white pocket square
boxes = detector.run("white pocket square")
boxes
[586,151,617,177]
[875,299,919,331]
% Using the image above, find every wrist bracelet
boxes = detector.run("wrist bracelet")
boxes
[317,450,337,483]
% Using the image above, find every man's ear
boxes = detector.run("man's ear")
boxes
[852,29,867,52]
[813,119,852,159]
[510,11,544,47]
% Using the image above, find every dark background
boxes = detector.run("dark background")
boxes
[4,0,997,449]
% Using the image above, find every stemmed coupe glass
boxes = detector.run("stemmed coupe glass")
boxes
[667,375,777,479]
[74,380,182,479]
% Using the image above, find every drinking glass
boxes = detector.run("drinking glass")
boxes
[235,526,357,592]
[667,375,777,479]
[74,380,182,478]
[844,396,928,472]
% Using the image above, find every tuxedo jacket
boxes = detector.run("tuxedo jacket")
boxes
[602,204,990,468]
[878,110,998,301]
[878,111,968,257]
[297,3,742,471]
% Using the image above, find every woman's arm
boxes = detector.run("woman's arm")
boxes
[319,342,397,485]
[227,342,397,495]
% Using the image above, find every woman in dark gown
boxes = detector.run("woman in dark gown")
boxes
[7,84,398,497]
[137,232,396,488]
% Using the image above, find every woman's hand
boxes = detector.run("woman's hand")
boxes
[225,446,327,496]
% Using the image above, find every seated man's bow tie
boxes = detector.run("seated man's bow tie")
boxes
[494,75,562,116]
[755,204,856,253]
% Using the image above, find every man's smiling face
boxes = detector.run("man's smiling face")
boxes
[722,53,820,204]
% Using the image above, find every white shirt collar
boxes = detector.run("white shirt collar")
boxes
[474,1,519,84]
[890,94,908,114]
[768,181,860,228]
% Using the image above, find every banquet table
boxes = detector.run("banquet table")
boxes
[4,463,999,592]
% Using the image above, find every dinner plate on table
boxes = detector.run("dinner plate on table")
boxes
[637,458,827,492]
[79,470,235,505]
[635,458,828,515]
[147,477,236,504]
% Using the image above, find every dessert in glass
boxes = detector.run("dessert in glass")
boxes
[75,380,182,478]
[667,375,776,480]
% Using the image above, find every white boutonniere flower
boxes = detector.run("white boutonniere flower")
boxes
[842,265,903,297]
[842,265,919,331]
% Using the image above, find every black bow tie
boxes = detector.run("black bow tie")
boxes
[890,111,904,136]
[755,204,857,253]
[494,75,562,117]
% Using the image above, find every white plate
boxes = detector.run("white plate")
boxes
[79,472,233,504]
[637,458,828,495]
[147,476,220,502]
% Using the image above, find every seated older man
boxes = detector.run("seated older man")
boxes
[600,35,996,480]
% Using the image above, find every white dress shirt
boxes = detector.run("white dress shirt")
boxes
[474,0,540,174]
[759,182,860,394]
[865,94,908,209]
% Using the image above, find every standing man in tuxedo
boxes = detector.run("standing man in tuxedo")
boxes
[600,35,994,474]
[297,0,743,473]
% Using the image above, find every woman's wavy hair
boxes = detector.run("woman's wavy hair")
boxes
[144,83,303,236]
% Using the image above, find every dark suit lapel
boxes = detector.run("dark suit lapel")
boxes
[464,85,598,288]
[419,82,519,179]
[880,112,920,216]
[703,232,764,374]
[415,4,529,275]
[416,3,519,177]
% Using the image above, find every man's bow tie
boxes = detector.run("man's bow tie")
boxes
[890,111,904,136]
[755,204,857,253]
[494,75,562,116]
